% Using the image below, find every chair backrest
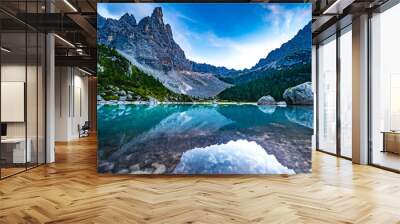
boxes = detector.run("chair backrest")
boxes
[82,121,90,129]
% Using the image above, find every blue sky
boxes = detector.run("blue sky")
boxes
[98,3,311,70]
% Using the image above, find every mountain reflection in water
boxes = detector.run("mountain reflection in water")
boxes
[98,104,313,174]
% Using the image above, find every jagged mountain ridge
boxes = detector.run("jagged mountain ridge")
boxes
[98,11,235,76]
[252,22,311,70]
[221,21,312,84]
[97,7,311,98]
[98,8,232,97]
[98,8,191,72]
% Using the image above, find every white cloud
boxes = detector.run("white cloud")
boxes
[98,3,161,21]
[171,4,311,70]
[97,4,118,19]
[184,31,295,70]
[262,4,311,34]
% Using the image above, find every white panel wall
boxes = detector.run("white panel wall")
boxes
[55,66,70,141]
[55,67,89,141]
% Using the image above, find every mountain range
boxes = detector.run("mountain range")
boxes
[218,22,311,84]
[97,7,311,99]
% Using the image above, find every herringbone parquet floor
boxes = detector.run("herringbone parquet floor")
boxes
[1,135,400,224]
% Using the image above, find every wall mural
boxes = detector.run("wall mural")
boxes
[97,3,313,175]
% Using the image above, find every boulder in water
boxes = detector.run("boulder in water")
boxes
[257,95,276,105]
[283,82,313,105]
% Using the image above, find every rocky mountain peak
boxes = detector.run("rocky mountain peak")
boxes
[165,24,173,39]
[98,7,237,76]
[151,7,164,24]
[120,13,136,26]
[137,16,150,30]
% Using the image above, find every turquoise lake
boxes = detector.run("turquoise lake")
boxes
[97,104,313,174]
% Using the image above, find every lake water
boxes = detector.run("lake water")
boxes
[97,104,313,175]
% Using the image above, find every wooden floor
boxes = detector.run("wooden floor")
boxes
[1,167,26,178]
[372,150,400,171]
[1,136,400,224]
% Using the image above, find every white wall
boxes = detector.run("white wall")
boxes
[72,73,89,138]
[55,66,70,141]
[55,67,89,141]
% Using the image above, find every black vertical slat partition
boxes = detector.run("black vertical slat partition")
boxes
[336,28,341,157]
[367,11,373,165]
[37,0,39,167]
[25,0,28,171]
[73,67,75,118]
[315,44,319,151]
[44,0,47,164]
[0,16,2,179]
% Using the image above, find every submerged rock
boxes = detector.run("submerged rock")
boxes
[257,95,276,105]
[98,161,114,172]
[129,164,140,172]
[117,169,129,174]
[283,82,313,105]
[130,170,152,174]
[152,163,166,174]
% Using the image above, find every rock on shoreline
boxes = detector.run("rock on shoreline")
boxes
[257,95,276,105]
[257,95,287,107]
[283,82,313,105]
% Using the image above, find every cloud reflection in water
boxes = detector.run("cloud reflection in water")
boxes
[174,139,295,175]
